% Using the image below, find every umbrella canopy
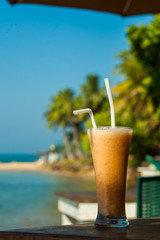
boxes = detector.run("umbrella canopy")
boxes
[7,0,160,16]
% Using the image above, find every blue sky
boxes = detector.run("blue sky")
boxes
[0,1,153,153]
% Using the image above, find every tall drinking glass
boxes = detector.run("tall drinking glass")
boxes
[87,127,132,228]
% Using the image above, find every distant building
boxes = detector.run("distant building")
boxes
[37,144,61,165]
[47,152,60,164]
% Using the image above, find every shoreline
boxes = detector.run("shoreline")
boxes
[0,161,95,178]
[0,161,44,171]
[0,161,138,188]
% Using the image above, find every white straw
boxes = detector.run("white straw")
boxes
[104,78,115,127]
[73,108,97,128]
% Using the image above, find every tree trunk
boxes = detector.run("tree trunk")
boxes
[62,127,75,160]
[70,123,85,159]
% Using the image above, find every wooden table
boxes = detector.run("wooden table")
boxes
[55,191,136,224]
[0,218,160,239]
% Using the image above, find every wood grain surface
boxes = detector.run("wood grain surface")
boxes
[55,190,136,202]
[0,218,160,240]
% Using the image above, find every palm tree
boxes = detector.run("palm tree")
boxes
[45,88,84,159]
[45,89,75,160]
[80,74,105,112]
[113,50,160,157]
[113,51,152,124]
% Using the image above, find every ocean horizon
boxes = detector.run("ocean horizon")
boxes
[0,153,39,163]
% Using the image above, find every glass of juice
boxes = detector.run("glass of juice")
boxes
[87,127,132,228]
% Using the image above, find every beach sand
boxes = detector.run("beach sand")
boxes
[0,161,95,179]
[0,161,44,171]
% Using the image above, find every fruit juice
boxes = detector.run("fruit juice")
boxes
[87,127,132,218]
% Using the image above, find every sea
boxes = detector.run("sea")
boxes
[0,153,38,163]
[0,154,96,230]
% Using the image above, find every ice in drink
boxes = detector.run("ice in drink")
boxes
[87,127,132,226]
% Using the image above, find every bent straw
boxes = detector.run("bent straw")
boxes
[73,108,97,128]
[104,78,115,127]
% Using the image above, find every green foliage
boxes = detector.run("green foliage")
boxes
[128,158,141,167]
[81,132,91,153]
[113,15,160,159]
[45,88,75,129]
[54,144,65,153]
[114,51,147,82]
[44,75,105,159]
[80,158,93,165]
[79,75,105,112]
[45,16,160,161]
[127,15,160,109]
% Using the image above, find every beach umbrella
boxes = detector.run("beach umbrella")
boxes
[7,0,160,16]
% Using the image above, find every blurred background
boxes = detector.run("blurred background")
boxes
[0,0,160,230]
